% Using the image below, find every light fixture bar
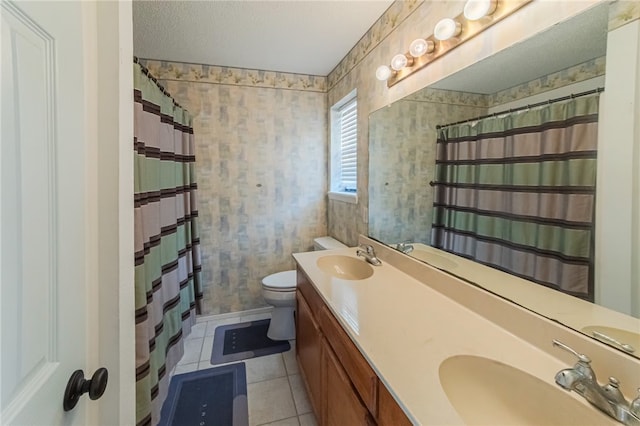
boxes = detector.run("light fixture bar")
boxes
[387,0,532,88]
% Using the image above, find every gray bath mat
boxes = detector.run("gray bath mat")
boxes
[159,363,248,426]
[210,319,291,365]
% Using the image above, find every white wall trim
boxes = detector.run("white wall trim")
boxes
[197,306,273,323]
[328,191,358,204]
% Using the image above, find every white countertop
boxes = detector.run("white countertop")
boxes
[404,243,640,348]
[293,246,617,425]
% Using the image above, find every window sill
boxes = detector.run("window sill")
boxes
[328,191,358,204]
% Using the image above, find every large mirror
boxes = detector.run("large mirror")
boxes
[369,2,640,358]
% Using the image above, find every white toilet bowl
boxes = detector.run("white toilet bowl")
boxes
[262,270,297,340]
[262,237,347,341]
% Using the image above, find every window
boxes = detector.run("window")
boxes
[329,90,357,203]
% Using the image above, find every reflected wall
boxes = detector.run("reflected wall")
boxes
[369,89,487,245]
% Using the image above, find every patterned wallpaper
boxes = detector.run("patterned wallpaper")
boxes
[327,0,421,90]
[140,59,328,315]
[488,56,606,107]
[142,60,326,92]
[609,0,640,31]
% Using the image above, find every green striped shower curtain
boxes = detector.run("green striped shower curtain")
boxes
[431,94,599,300]
[133,62,203,426]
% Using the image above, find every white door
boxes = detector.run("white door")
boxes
[1,1,131,424]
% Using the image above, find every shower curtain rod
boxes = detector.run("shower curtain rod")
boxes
[133,56,185,110]
[435,86,604,130]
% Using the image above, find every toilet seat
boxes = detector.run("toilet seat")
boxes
[262,270,296,292]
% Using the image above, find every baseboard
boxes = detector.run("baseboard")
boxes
[196,306,272,323]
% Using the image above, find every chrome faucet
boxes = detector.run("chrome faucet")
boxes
[356,244,382,266]
[396,241,414,254]
[552,339,640,426]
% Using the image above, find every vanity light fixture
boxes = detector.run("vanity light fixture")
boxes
[381,0,533,87]
[464,0,498,21]
[375,65,393,81]
[434,18,462,41]
[409,38,435,58]
[391,53,413,71]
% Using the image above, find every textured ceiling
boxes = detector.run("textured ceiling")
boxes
[133,0,393,76]
[431,2,609,94]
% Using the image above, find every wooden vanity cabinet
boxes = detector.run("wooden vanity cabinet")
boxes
[377,381,412,426]
[295,291,323,423]
[318,304,378,415]
[323,336,375,426]
[296,266,412,426]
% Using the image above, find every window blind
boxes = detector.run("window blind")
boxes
[339,98,357,192]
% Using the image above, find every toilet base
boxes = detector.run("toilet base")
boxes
[267,307,296,341]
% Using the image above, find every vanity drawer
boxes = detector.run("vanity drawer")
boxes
[318,304,378,417]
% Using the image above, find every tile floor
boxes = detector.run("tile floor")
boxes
[172,310,318,426]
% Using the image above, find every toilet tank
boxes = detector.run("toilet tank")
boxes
[313,236,347,251]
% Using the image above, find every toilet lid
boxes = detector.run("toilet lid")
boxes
[262,270,297,291]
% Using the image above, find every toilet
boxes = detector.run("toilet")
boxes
[262,236,347,340]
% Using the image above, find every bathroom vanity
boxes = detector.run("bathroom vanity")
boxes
[296,264,411,425]
[293,237,640,425]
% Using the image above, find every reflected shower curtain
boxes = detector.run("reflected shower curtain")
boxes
[134,61,203,426]
[431,94,599,300]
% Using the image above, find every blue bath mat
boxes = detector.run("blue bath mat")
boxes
[210,319,291,365]
[159,363,248,426]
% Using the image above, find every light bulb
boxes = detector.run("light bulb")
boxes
[434,18,461,41]
[464,0,497,21]
[409,39,435,58]
[375,65,392,81]
[391,54,410,71]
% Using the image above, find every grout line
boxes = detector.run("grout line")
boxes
[255,415,300,426]
[197,337,205,364]
[199,336,209,362]
[247,373,289,386]
[285,368,300,415]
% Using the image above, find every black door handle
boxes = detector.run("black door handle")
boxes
[63,368,108,411]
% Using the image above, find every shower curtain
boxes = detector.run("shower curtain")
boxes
[431,94,599,300]
[134,61,203,426]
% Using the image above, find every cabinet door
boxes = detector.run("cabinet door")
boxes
[319,305,378,415]
[323,338,375,426]
[296,291,323,422]
[377,381,412,426]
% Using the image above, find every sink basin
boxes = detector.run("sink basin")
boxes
[582,325,640,353]
[439,355,613,425]
[316,255,374,280]
[410,249,458,270]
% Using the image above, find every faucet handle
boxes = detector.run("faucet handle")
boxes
[602,377,627,404]
[630,388,640,417]
[358,244,374,254]
[552,339,591,363]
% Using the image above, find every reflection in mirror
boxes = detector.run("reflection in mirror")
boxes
[368,3,640,358]
[431,91,600,301]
